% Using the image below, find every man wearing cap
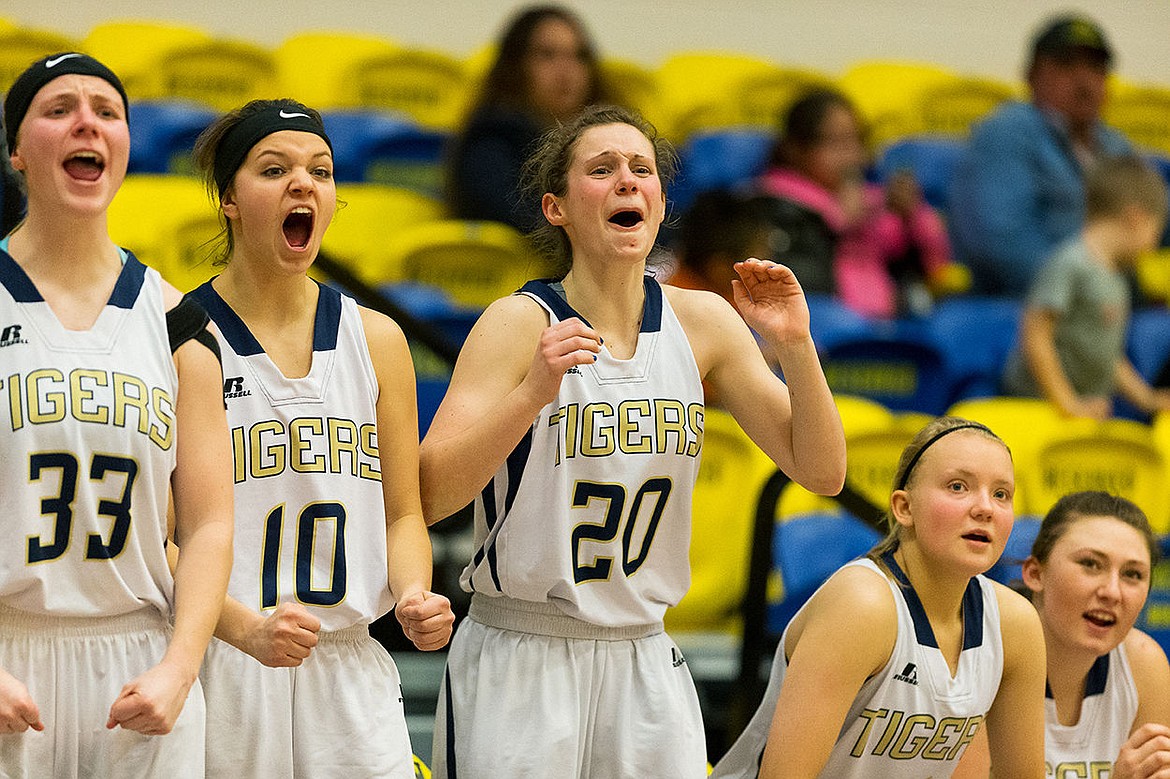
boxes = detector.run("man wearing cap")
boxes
[948,14,1133,297]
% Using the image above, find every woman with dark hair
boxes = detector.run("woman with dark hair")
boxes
[758,88,960,318]
[423,103,845,778]
[955,492,1170,778]
[188,98,453,777]
[444,4,614,231]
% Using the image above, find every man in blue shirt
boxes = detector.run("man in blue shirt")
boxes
[948,14,1132,296]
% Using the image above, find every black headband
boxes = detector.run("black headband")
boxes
[895,422,994,491]
[4,52,129,150]
[212,103,332,197]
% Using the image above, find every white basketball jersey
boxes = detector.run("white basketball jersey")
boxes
[190,281,392,631]
[461,277,704,627]
[713,555,1004,778]
[0,248,176,617]
[1045,644,1138,777]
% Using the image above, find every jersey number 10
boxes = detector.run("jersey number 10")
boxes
[260,502,348,609]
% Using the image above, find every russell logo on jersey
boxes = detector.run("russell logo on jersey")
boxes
[223,376,252,399]
[0,324,29,347]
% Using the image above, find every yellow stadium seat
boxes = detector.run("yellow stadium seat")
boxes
[1106,83,1170,156]
[777,394,893,517]
[842,413,930,509]
[667,407,779,634]
[360,219,553,307]
[82,20,276,111]
[0,22,77,94]
[413,754,432,778]
[657,51,831,141]
[276,33,469,130]
[839,60,954,147]
[1155,411,1170,483]
[601,58,666,132]
[1021,419,1170,534]
[323,183,445,274]
[108,174,222,292]
[1136,249,1170,303]
[917,75,1019,137]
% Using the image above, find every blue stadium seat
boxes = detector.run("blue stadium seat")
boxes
[322,110,448,195]
[127,100,217,175]
[928,295,1021,402]
[768,512,882,635]
[1127,306,1170,383]
[805,292,875,353]
[821,330,956,415]
[875,135,966,211]
[984,515,1042,588]
[670,128,773,216]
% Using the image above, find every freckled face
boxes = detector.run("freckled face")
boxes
[896,431,1015,577]
[542,122,666,265]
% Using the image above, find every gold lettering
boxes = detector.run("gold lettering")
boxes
[618,400,652,454]
[27,369,65,424]
[290,418,326,474]
[69,369,109,424]
[250,421,285,478]
[581,403,615,456]
[889,714,935,760]
[328,418,359,475]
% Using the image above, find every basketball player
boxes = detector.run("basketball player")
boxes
[0,53,232,777]
[421,104,847,778]
[188,99,454,778]
[712,416,1046,778]
[953,491,1170,778]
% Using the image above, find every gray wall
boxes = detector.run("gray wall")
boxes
[5,1,1168,85]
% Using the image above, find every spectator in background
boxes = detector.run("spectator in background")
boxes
[1001,155,1170,419]
[668,189,773,304]
[444,4,615,232]
[949,14,1132,297]
[757,88,960,319]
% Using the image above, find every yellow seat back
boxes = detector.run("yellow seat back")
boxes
[1023,419,1170,533]
[1106,84,1170,155]
[324,184,445,275]
[1136,249,1170,303]
[83,20,275,111]
[917,76,1019,137]
[667,408,778,634]
[839,60,954,148]
[0,22,77,95]
[277,33,468,129]
[366,220,553,307]
[108,174,222,292]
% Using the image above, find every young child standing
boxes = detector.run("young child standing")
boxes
[1002,154,1170,419]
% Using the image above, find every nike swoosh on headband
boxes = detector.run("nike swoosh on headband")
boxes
[279,110,310,119]
[45,53,83,68]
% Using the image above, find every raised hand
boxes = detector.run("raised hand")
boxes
[395,591,455,651]
[521,318,602,406]
[731,259,811,344]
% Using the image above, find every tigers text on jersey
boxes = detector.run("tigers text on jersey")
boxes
[1045,644,1138,778]
[461,277,704,627]
[190,281,392,631]
[713,555,1005,778]
[0,249,176,617]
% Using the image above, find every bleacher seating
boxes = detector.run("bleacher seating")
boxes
[0,19,77,93]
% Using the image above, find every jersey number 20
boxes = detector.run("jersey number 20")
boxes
[571,478,670,584]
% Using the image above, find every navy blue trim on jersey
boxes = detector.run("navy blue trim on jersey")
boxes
[311,283,342,352]
[519,275,664,333]
[1046,652,1110,700]
[190,279,342,357]
[882,552,985,650]
[108,253,148,309]
[470,427,534,594]
[444,666,458,778]
[0,247,146,308]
